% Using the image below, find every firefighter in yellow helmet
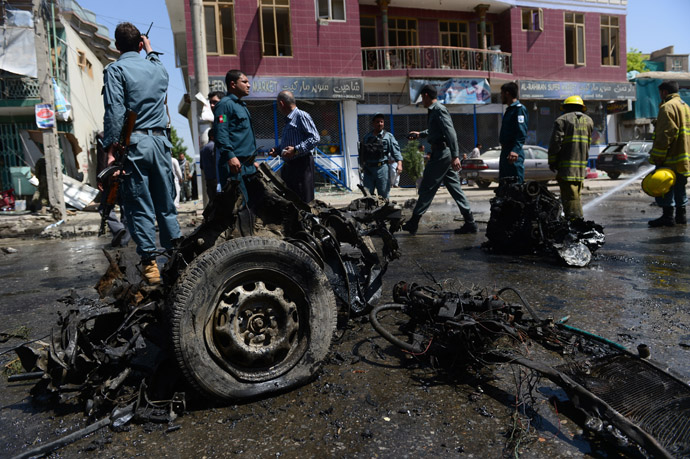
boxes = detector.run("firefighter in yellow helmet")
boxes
[647,80,690,227]
[547,95,594,219]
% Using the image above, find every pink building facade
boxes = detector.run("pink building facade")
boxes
[168,0,633,188]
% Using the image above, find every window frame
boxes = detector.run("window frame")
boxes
[521,8,543,32]
[360,15,377,47]
[387,17,418,47]
[203,0,237,56]
[564,12,586,66]
[260,0,293,57]
[316,0,345,22]
[439,20,469,48]
[600,15,619,67]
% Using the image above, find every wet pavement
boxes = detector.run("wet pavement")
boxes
[1,179,689,458]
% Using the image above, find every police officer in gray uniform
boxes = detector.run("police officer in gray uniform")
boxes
[360,113,402,199]
[103,22,181,284]
[403,85,476,235]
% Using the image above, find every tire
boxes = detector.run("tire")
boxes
[608,171,621,180]
[476,179,492,189]
[169,237,337,401]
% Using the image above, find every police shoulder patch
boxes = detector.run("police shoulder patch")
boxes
[517,115,525,123]
[218,114,226,123]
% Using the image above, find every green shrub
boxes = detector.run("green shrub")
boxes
[402,140,424,182]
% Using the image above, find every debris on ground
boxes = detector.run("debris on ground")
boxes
[12,164,402,444]
[370,281,690,458]
[482,180,604,266]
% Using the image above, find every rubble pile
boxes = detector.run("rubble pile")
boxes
[482,180,605,266]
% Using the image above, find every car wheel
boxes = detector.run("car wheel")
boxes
[169,237,337,401]
[608,171,621,180]
[476,180,492,189]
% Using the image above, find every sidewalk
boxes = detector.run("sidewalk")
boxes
[0,174,645,240]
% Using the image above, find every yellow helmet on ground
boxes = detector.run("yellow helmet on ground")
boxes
[642,168,676,197]
[562,95,586,111]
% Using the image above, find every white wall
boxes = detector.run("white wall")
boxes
[62,24,107,186]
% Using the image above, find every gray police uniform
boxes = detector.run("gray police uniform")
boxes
[103,50,180,261]
[361,130,401,199]
[411,101,473,221]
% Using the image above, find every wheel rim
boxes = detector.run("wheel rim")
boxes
[205,269,308,382]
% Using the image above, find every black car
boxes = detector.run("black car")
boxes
[595,141,653,179]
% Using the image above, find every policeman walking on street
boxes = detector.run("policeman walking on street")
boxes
[103,22,181,285]
[498,82,528,185]
[360,113,402,199]
[402,85,477,235]
[548,95,593,219]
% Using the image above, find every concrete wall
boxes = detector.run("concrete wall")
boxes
[63,24,106,186]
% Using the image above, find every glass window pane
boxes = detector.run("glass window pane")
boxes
[275,8,291,56]
[361,16,374,27]
[577,26,585,63]
[610,28,618,65]
[332,0,344,20]
[612,16,618,26]
[318,0,329,18]
[361,27,375,47]
[261,7,277,55]
[565,25,574,64]
[522,10,530,29]
[565,12,573,22]
[204,6,217,53]
[220,6,235,54]
[440,21,447,32]
[576,14,584,23]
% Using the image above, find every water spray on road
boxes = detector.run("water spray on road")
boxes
[584,166,654,213]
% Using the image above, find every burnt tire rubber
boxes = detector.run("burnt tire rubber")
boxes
[608,171,621,180]
[169,237,337,401]
[476,180,492,189]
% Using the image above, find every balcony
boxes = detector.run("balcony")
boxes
[362,46,512,75]
[0,74,40,101]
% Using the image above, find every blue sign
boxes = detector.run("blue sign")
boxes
[519,80,635,100]
[410,78,491,105]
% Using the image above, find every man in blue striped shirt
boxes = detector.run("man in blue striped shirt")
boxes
[270,91,320,203]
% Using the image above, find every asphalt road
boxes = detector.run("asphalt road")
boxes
[1,176,688,458]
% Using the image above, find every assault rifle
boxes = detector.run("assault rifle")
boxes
[98,110,137,236]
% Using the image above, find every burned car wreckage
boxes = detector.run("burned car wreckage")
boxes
[10,168,689,458]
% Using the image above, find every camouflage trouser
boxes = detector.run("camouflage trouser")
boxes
[557,178,583,219]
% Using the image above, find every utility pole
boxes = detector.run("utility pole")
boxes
[190,0,210,205]
[33,0,65,220]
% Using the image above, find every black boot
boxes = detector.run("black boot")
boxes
[676,206,687,224]
[648,206,675,227]
[402,215,421,235]
[454,214,478,234]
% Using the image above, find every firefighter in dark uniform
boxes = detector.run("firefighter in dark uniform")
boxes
[547,95,593,219]
[498,82,528,184]
[402,85,476,235]
[360,113,402,199]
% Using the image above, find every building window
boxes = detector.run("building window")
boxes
[671,58,683,72]
[360,15,376,47]
[476,23,494,48]
[439,21,468,48]
[521,8,543,31]
[600,15,619,66]
[260,0,292,57]
[76,50,93,78]
[203,0,236,55]
[388,18,418,47]
[565,12,585,66]
[317,0,344,21]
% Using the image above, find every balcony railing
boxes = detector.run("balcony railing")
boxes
[0,75,40,100]
[362,46,512,74]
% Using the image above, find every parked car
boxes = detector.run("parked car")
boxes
[460,145,556,188]
[595,141,653,180]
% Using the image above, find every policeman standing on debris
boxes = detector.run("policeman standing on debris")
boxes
[498,82,528,185]
[403,84,477,235]
[103,22,181,285]
[548,95,593,219]
[648,80,690,227]
[360,113,402,199]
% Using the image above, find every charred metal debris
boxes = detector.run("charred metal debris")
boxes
[483,180,605,266]
[12,164,402,427]
[370,281,690,458]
